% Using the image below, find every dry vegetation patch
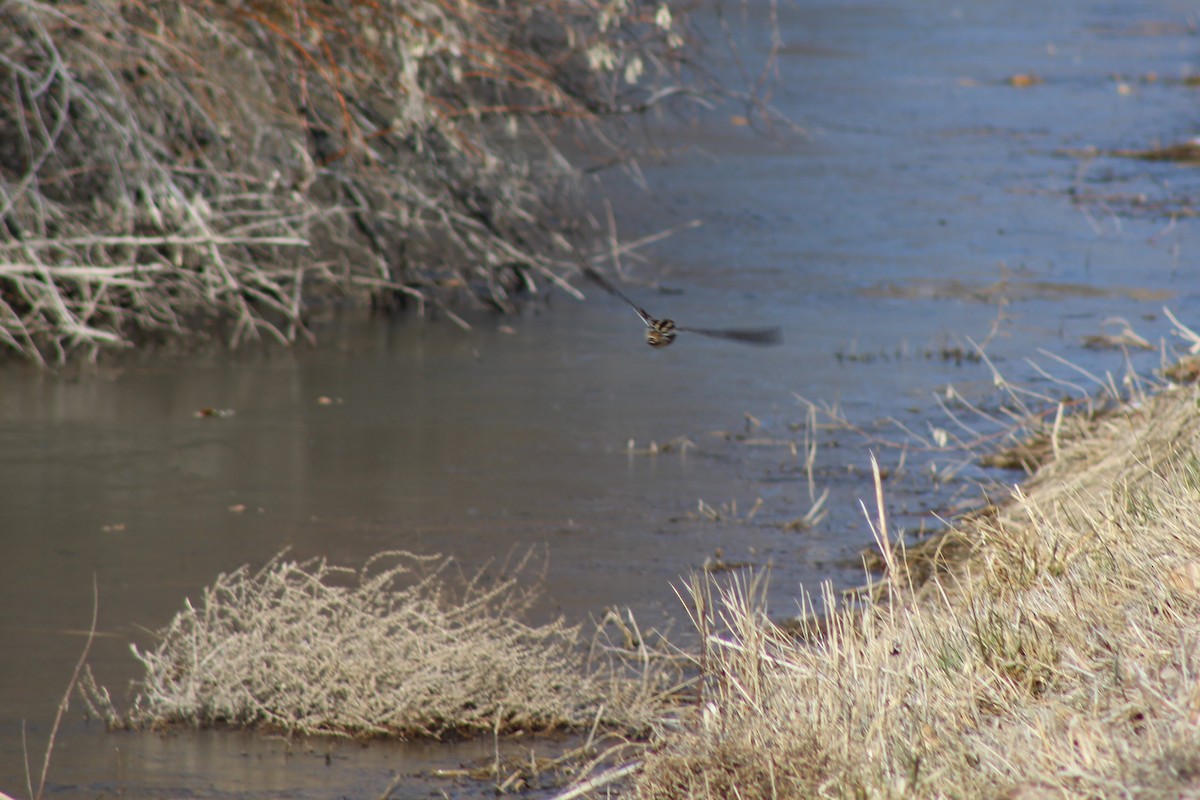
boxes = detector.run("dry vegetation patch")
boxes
[88,551,679,739]
[629,384,1200,798]
[82,385,1200,795]
[0,0,701,363]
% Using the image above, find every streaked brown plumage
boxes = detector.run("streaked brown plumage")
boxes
[579,263,782,348]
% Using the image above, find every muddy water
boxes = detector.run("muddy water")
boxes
[3,0,1198,796]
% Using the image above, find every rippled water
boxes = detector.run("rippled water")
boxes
[2,1,1197,796]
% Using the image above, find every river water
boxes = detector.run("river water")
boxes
[2,1,1197,797]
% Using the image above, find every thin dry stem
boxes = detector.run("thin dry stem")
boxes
[23,575,99,800]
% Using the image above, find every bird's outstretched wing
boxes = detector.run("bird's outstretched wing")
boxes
[678,325,783,346]
[579,264,655,329]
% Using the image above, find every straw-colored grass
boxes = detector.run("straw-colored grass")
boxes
[630,382,1200,798]
[96,551,679,739]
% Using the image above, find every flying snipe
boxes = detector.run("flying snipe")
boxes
[580,262,782,348]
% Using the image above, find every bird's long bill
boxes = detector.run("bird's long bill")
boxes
[682,326,784,346]
[580,265,654,327]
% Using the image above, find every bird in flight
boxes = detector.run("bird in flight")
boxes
[578,260,782,348]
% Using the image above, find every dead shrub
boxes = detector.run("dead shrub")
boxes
[96,550,677,739]
[0,0,703,363]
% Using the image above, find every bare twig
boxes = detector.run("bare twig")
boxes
[27,575,99,800]
[0,0,726,362]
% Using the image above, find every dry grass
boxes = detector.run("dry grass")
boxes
[0,0,706,363]
[91,550,682,739]
[80,372,1200,796]
[629,382,1200,798]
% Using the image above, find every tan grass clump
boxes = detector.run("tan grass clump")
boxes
[632,383,1200,798]
[109,551,672,739]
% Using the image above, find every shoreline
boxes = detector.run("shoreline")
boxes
[631,375,1200,797]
